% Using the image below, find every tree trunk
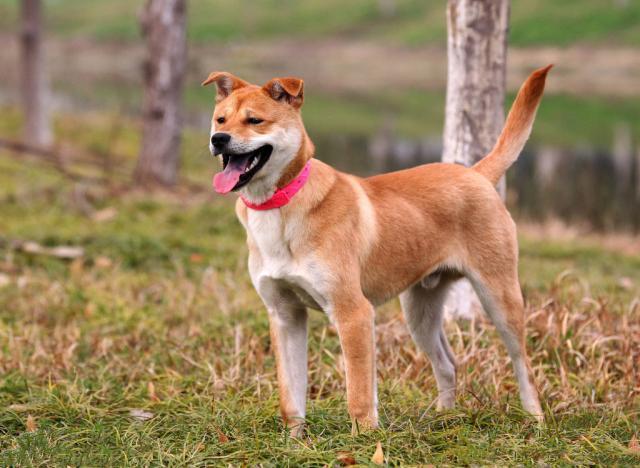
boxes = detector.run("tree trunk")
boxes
[442,0,509,320]
[135,0,187,187]
[20,0,52,148]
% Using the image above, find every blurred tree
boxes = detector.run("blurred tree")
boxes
[135,0,187,186]
[378,0,397,17]
[20,0,52,147]
[441,0,509,319]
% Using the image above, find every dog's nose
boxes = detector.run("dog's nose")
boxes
[211,132,231,153]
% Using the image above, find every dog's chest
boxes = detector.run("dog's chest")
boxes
[246,210,329,310]
[247,210,292,267]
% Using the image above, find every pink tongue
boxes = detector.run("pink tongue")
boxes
[213,158,248,194]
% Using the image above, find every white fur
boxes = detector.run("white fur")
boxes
[209,121,303,205]
[345,176,378,261]
[240,128,302,204]
[247,209,333,312]
[400,282,457,410]
[466,271,543,419]
[244,208,337,424]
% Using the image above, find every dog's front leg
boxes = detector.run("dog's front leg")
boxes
[332,294,378,433]
[268,298,308,438]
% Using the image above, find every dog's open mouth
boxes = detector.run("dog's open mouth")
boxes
[213,145,273,194]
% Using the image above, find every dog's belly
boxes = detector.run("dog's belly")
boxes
[265,273,324,311]
[289,282,323,310]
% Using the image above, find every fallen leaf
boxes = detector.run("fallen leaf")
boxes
[129,409,154,421]
[94,256,113,269]
[51,246,84,259]
[69,257,84,276]
[21,241,44,254]
[336,451,356,466]
[217,428,229,443]
[8,404,30,412]
[26,414,37,432]
[371,441,384,465]
[630,434,640,453]
[20,241,84,259]
[16,276,29,288]
[92,207,118,222]
[0,273,9,288]
[189,253,204,263]
[147,382,160,402]
[84,303,96,317]
[618,277,634,290]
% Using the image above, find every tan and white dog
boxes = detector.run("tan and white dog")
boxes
[203,65,551,435]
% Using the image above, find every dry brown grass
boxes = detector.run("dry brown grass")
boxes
[4,260,637,409]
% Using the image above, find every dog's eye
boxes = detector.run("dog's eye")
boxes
[247,117,263,125]
[216,117,225,124]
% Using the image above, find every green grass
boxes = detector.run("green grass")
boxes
[1,386,638,465]
[1,0,639,46]
[519,237,640,298]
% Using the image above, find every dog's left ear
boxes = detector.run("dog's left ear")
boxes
[263,77,304,109]
[202,71,249,102]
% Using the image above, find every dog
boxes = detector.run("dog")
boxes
[203,65,551,436]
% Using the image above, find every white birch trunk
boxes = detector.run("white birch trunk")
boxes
[20,0,52,148]
[442,0,509,320]
[135,0,187,186]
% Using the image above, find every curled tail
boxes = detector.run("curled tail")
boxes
[473,65,552,185]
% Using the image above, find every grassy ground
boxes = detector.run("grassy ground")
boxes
[1,0,639,46]
[0,112,639,465]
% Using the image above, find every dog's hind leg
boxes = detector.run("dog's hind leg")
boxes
[400,278,456,410]
[466,268,543,422]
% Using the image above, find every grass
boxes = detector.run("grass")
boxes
[1,0,640,46]
[0,110,639,465]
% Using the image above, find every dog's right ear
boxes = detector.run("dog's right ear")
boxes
[262,77,304,109]
[202,72,249,101]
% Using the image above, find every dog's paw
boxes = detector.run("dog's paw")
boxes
[531,411,545,426]
[350,416,378,435]
[287,419,305,439]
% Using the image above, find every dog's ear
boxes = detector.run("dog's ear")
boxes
[262,77,304,109]
[202,72,249,101]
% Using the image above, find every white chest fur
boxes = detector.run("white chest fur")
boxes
[247,209,291,267]
[246,209,331,311]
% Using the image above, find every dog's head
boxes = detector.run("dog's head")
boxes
[203,72,313,202]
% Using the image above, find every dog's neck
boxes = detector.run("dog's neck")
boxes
[241,161,311,211]
[240,132,314,205]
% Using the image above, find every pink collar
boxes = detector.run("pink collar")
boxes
[241,161,311,210]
